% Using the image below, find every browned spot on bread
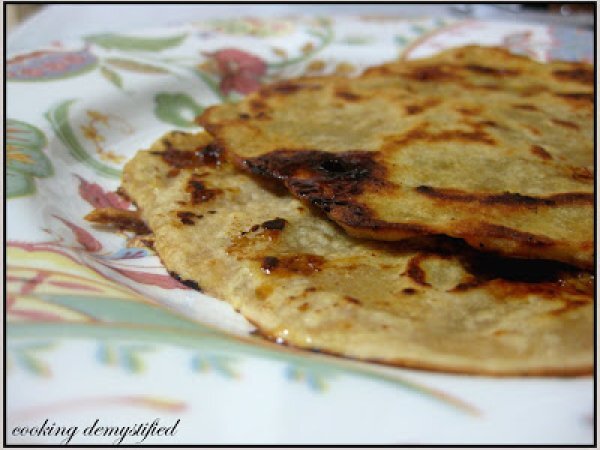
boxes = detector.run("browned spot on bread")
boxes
[571,167,593,182]
[228,221,288,258]
[331,204,436,236]
[344,296,362,305]
[471,264,594,301]
[362,65,393,77]
[549,299,590,316]
[402,288,418,295]
[524,125,541,135]
[255,283,274,300]
[264,81,321,96]
[553,67,594,84]
[415,186,593,207]
[260,256,279,274]
[239,218,287,239]
[150,142,223,168]
[335,90,362,101]
[477,120,499,128]
[261,254,325,276]
[405,256,430,286]
[519,85,547,97]
[297,302,309,311]
[452,279,483,292]
[476,224,555,247]
[405,104,423,115]
[186,174,222,204]
[393,127,496,146]
[127,234,155,250]
[551,118,580,130]
[457,106,482,116]
[465,64,520,76]
[485,279,590,300]
[261,217,287,230]
[513,104,538,111]
[250,99,268,112]
[493,329,514,336]
[530,145,552,160]
[449,245,594,299]
[406,99,440,115]
[407,65,459,82]
[176,211,203,225]
[555,92,594,102]
[480,84,501,91]
[85,207,150,234]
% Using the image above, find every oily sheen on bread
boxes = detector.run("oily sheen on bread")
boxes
[106,131,593,376]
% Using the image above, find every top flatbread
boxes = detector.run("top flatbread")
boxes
[199,46,594,269]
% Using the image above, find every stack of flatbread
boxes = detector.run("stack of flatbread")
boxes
[87,46,594,375]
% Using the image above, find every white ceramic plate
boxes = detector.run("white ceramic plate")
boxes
[6,16,594,445]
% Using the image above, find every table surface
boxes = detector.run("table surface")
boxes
[7,3,594,53]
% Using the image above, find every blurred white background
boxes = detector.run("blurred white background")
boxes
[7,3,595,53]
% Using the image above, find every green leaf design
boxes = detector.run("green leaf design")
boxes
[7,118,46,148]
[6,119,52,198]
[267,20,334,69]
[6,169,34,198]
[105,57,169,74]
[154,92,203,127]
[285,364,335,391]
[40,294,208,331]
[6,321,480,415]
[45,99,121,179]
[9,341,56,377]
[97,342,154,373]
[100,65,123,88]
[410,24,427,35]
[99,342,155,373]
[341,35,374,45]
[395,35,410,46]
[7,147,53,177]
[191,354,239,378]
[97,341,118,365]
[86,33,187,51]
[193,69,227,102]
[122,344,154,373]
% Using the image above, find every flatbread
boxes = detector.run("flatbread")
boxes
[199,46,594,269]
[107,131,593,375]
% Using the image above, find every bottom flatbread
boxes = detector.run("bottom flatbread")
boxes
[105,131,593,375]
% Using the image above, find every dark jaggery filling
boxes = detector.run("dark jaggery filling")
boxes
[243,150,391,219]
[151,142,223,168]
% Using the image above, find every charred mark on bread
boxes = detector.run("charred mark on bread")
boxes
[415,186,593,207]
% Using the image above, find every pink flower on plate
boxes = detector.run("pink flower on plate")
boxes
[76,175,130,210]
[208,48,267,95]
